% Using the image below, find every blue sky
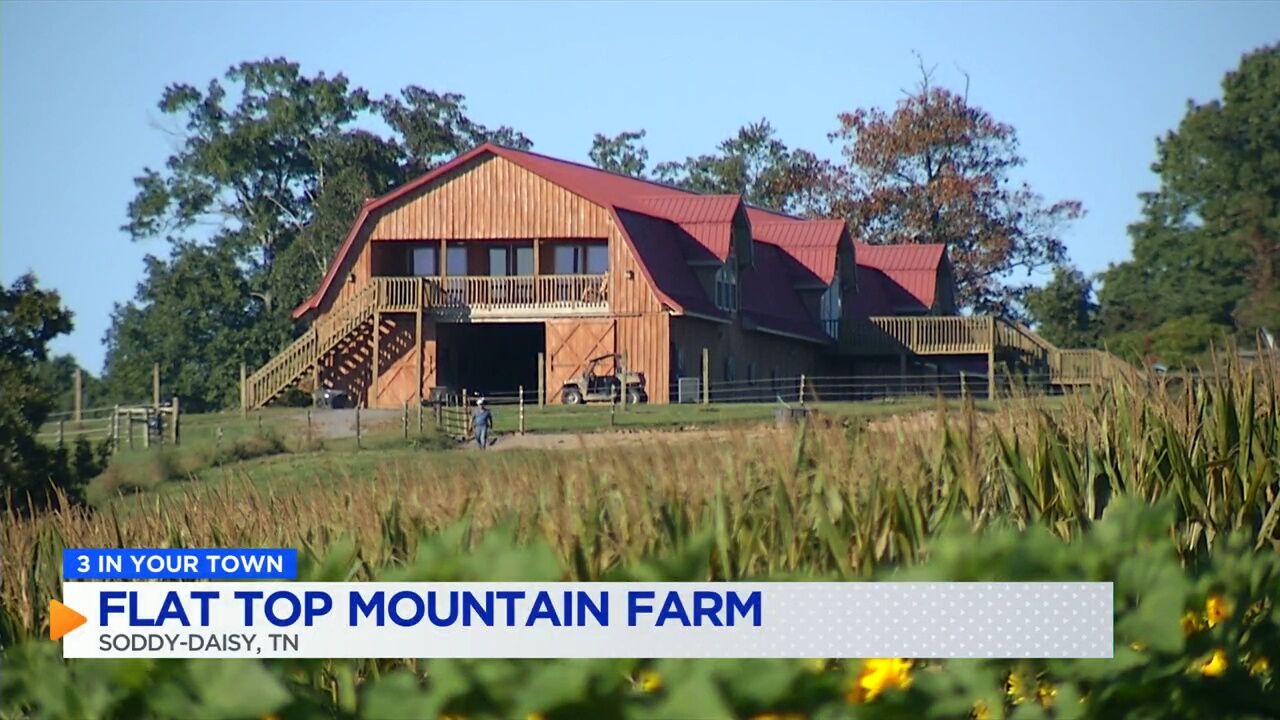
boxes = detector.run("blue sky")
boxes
[3,1,1277,373]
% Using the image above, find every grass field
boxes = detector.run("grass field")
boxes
[3,365,1278,719]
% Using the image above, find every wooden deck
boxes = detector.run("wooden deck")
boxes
[846,315,1135,387]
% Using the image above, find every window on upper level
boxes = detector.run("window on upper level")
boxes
[446,246,468,276]
[553,242,608,274]
[715,260,738,312]
[821,276,842,338]
[411,246,438,276]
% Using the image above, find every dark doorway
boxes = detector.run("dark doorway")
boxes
[437,322,544,399]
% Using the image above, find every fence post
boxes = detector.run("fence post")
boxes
[402,401,409,440]
[111,405,120,453]
[355,406,362,449]
[73,368,82,424]
[171,396,180,446]
[127,411,135,450]
[306,408,313,443]
[462,389,469,438]
[701,348,710,405]
[417,400,424,436]
[799,374,806,405]
[960,370,968,399]
[240,362,247,418]
[519,385,526,435]
[536,354,545,406]
[152,362,160,410]
[57,419,65,447]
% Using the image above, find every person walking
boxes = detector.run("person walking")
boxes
[472,397,493,449]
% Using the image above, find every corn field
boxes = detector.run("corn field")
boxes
[2,355,1278,719]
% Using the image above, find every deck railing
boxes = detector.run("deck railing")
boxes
[373,274,609,314]
[849,316,993,355]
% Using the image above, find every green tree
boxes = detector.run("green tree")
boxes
[1024,265,1100,348]
[652,120,836,216]
[829,66,1083,317]
[108,58,529,411]
[1,275,102,511]
[589,130,650,178]
[33,354,106,414]
[104,244,266,412]
[1099,44,1280,352]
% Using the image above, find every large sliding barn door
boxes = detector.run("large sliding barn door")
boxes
[546,319,616,403]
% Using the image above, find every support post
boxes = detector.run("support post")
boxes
[371,309,380,408]
[171,396,180,446]
[73,368,82,424]
[415,278,424,412]
[536,353,545,406]
[240,363,247,418]
[403,401,409,440]
[111,405,120,453]
[799,374,806,406]
[987,316,997,401]
[152,362,160,410]
[306,409,313,443]
[127,411,135,450]
[143,410,150,449]
[618,352,627,411]
[355,406,362,449]
[701,348,710,405]
[57,419,65,447]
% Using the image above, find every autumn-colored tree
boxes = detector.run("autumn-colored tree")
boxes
[830,67,1083,317]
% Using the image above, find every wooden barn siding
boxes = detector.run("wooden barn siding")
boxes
[616,313,670,404]
[369,155,611,240]
[669,317,837,393]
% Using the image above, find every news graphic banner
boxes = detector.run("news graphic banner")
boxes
[56,549,1114,659]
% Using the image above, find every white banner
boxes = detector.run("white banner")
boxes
[61,581,1112,659]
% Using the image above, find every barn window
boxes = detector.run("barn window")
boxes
[446,246,468,276]
[821,276,841,338]
[715,261,738,312]
[553,242,609,274]
[411,246,438,276]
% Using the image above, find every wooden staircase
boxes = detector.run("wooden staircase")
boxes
[243,283,379,409]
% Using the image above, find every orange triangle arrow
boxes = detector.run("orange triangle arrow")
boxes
[49,599,87,641]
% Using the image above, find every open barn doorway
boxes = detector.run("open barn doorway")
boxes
[436,322,544,400]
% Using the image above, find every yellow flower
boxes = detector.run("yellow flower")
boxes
[1181,610,1205,637]
[1205,594,1232,628]
[1036,681,1058,708]
[971,700,992,720]
[637,669,662,693]
[845,658,912,703]
[1200,649,1229,677]
[1005,671,1030,704]
[1129,641,1148,652]
[1249,655,1270,677]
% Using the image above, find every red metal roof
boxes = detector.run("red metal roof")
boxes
[851,242,946,313]
[750,217,846,285]
[742,243,830,342]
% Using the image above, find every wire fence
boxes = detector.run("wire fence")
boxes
[31,369,1150,449]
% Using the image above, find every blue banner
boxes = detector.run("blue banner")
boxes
[63,548,297,580]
